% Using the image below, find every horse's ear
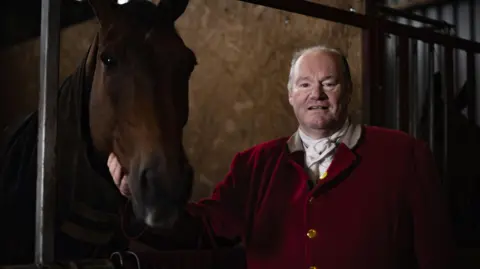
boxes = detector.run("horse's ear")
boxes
[88,0,118,27]
[158,0,189,22]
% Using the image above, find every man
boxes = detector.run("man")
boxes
[108,45,454,269]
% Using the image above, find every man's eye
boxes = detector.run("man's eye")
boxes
[323,81,337,89]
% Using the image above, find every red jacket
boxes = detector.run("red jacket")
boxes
[126,123,455,269]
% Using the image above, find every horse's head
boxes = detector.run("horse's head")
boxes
[87,0,196,228]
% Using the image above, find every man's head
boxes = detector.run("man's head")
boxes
[287,45,353,138]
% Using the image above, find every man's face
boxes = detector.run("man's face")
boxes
[288,50,351,136]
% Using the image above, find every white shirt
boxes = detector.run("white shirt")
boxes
[298,119,350,182]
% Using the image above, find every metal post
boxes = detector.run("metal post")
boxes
[442,46,454,187]
[36,0,61,264]
[410,39,418,138]
[466,52,476,124]
[427,43,435,153]
[397,36,409,133]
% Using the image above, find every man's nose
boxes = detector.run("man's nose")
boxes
[310,85,327,100]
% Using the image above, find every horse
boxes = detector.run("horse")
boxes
[0,0,197,264]
[417,72,480,248]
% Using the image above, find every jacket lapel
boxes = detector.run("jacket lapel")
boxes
[311,143,358,194]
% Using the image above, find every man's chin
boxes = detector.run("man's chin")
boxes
[306,120,332,130]
[301,119,343,135]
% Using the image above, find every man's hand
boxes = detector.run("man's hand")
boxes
[107,153,131,198]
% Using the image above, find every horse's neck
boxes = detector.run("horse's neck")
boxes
[55,59,121,217]
[56,127,120,214]
[48,58,127,258]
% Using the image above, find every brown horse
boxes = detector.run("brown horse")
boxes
[0,0,196,264]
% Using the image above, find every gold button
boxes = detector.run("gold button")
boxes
[306,229,317,239]
[320,171,328,180]
[309,266,318,269]
[308,197,314,204]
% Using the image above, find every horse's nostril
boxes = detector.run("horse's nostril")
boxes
[140,168,156,191]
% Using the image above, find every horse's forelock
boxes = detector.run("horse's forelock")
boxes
[85,34,99,83]
[118,1,163,29]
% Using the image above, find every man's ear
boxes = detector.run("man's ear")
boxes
[288,91,294,106]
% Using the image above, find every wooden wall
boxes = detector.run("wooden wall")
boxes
[0,0,364,200]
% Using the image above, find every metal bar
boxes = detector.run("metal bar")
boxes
[442,46,454,186]
[238,0,371,28]
[36,0,61,264]
[469,0,476,42]
[410,39,418,137]
[236,0,480,53]
[388,0,450,11]
[398,36,410,133]
[376,5,454,29]
[361,35,373,124]
[436,2,443,31]
[452,0,458,34]
[376,26,386,127]
[0,259,116,269]
[467,0,476,125]
[380,19,480,53]
[452,0,458,102]
[361,0,386,127]
[393,36,400,129]
[467,52,476,124]
[361,0,376,125]
[427,43,435,153]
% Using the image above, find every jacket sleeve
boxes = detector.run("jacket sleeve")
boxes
[187,150,252,240]
[120,151,252,249]
[408,140,455,269]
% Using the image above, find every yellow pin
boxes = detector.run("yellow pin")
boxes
[320,171,328,180]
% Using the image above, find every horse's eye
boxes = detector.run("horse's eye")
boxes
[100,53,118,68]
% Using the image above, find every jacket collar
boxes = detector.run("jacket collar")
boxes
[287,118,363,153]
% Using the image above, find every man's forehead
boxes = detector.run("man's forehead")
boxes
[298,50,340,67]
[294,50,341,77]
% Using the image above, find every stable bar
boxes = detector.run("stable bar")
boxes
[410,39,418,137]
[36,0,61,264]
[361,0,375,125]
[442,47,454,186]
[375,25,386,127]
[466,52,476,124]
[427,43,435,153]
[388,0,450,11]
[397,36,410,133]
[392,36,399,129]
[236,0,480,53]
[380,19,480,53]
[377,5,454,30]
[0,259,117,269]
[469,0,476,43]
[238,0,371,28]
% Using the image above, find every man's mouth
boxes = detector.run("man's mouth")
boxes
[308,106,329,110]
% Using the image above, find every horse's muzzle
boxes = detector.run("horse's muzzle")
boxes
[131,157,194,228]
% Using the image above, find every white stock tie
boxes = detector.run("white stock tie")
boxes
[304,139,337,180]
[298,120,349,182]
